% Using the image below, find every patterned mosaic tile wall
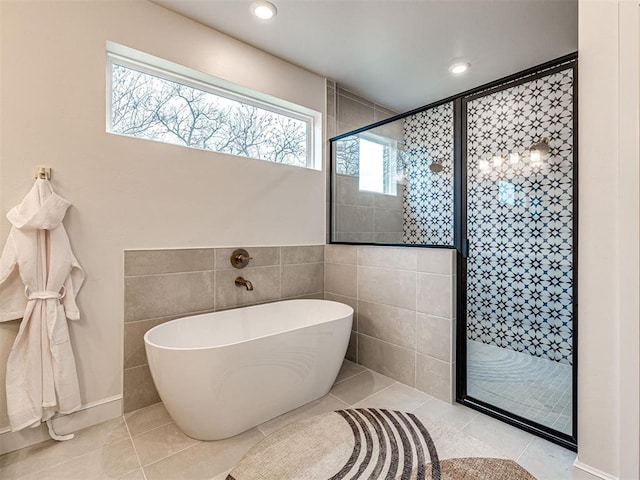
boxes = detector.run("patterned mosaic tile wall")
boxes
[465,68,574,365]
[401,103,455,245]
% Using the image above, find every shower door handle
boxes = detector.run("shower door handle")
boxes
[462,238,469,258]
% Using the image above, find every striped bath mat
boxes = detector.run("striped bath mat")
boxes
[227,408,536,480]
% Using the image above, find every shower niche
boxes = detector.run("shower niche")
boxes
[329,55,577,450]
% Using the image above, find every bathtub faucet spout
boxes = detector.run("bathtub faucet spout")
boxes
[235,277,254,291]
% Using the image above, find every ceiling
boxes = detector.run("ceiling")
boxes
[153,0,578,113]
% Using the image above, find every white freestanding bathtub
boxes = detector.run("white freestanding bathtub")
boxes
[144,299,353,440]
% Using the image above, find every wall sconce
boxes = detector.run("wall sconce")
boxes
[529,137,550,166]
[481,137,551,173]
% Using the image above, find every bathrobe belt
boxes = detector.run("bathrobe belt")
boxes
[25,286,65,301]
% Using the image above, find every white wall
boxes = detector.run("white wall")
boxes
[0,0,325,444]
[576,1,639,478]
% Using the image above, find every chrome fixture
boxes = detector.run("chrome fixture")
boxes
[231,249,253,269]
[235,277,254,291]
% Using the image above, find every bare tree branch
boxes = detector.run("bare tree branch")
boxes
[110,64,308,167]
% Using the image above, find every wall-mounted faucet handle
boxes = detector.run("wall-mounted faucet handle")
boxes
[230,248,253,269]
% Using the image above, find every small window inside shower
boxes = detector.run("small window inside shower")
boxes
[105,42,321,170]
[358,135,398,196]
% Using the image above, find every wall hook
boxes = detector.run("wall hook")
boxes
[33,166,51,180]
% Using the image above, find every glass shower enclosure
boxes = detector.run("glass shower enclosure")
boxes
[329,55,577,449]
[457,61,577,448]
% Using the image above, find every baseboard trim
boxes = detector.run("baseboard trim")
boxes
[574,459,619,480]
[0,394,122,455]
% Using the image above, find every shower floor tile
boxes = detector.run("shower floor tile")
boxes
[466,340,573,435]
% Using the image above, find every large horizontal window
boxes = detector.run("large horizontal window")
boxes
[106,46,320,169]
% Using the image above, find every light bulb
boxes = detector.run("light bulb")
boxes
[449,60,471,76]
[479,159,490,171]
[509,153,520,164]
[531,150,542,164]
[251,1,277,20]
[529,137,550,165]
[492,155,503,167]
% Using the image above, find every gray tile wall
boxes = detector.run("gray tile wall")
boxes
[324,244,456,402]
[334,174,404,243]
[326,83,399,244]
[123,245,325,413]
[334,87,397,137]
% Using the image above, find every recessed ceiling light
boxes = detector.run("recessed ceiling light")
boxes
[449,60,470,75]
[251,0,277,20]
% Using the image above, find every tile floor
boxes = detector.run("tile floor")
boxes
[467,340,573,435]
[0,360,576,480]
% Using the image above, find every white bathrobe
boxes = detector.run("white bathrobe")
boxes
[0,179,84,431]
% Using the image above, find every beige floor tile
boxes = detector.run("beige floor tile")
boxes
[418,417,505,461]
[0,441,66,480]
[125,402,173,436]
[334,359,366,384]
[69,416,131,448]
[143,428,264,480]
[211,469,232,480]
[118,469,146,480]
[462,414,535,460]
[412,398,479,430]
[132,422,199,466]
[0,417,129,479]
[258,394,349,436]
[23,439,139,480]
[0,364,575,480]
[517,437,576,480]
[352,383,433,412]
[330,369,395,405]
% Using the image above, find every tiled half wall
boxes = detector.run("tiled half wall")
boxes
[334,174,405,243]
[123,245,324,413]
[123,244,456,412]
[325,245,456,402]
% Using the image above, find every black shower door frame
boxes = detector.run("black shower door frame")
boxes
[454,57,578,451]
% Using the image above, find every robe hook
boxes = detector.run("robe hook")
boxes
[33,166,51,180]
